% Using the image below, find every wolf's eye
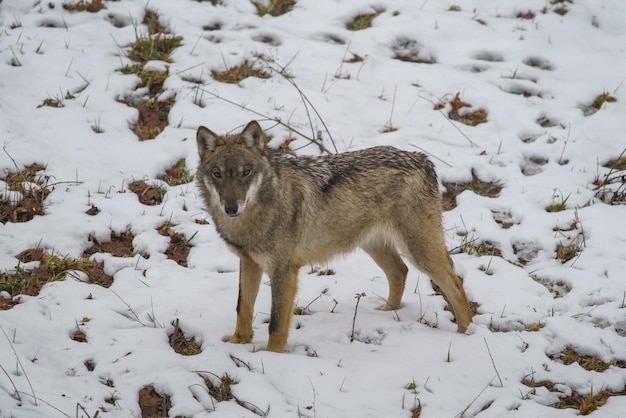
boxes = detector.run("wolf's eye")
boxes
[242,168,251,176]
[212,170,221,178]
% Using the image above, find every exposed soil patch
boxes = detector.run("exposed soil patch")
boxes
[169,319,202,355]
[129,180,164,205]
[125,97,175,141]
[1,163,50,224]
[83,230,135,258]
[158,222,194,267]
[392,37,437,64]
[442,170,502,210]
[512,241,539,265]
[85,204,100,216]
[491,210,516,229]
[138,385,172,418]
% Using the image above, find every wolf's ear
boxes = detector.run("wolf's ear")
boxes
[197,126,222,159]
[240,120,265,152]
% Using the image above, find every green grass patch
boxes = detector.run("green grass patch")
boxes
[1,250,112,308]
[212,59,271,84]
[157,158,194,186]
[127,33,182,64]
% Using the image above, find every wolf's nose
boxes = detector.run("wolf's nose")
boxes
[224,203,239,217]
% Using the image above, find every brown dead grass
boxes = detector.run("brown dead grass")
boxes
[549,345,626,372]
[128,180,165,205]
[63,0,105,12]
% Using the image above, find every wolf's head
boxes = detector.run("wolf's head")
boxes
[196,121,267,218]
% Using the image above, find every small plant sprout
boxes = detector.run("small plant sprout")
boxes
[294,294,322,315]
[382,85,398,133]
[91,117,104,133]
[545,190,570,212]
[350,292,366,342]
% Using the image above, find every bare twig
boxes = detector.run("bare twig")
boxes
[484,338,503,387]
[418,95,478,147]
[200,88,334,155]
[0,362,21,403]
[0,325,37,405]
[455,376,496,418]
[350,292,366,342]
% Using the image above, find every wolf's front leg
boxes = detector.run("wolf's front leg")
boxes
[225,255,262,344]
[266,264,300,353]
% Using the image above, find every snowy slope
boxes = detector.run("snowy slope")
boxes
[1,0,626,417]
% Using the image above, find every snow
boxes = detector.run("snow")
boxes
[1,0,626,417]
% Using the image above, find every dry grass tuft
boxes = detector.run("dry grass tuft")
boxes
[1,163,51,224]
[169,319,202,355]
[346,10,383,31]
[253,0,295,17]
[447,93,488,126]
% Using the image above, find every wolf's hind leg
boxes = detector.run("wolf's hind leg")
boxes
[362,243,408,311]
[225,255,263,344]
[401,230,473,333]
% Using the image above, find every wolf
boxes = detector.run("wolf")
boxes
[196,120,473,353]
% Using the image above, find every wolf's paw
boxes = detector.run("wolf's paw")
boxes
[377,302,401,311]
[223,333,252,344]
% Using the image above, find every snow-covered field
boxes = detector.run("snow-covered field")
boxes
[1,0,626,416]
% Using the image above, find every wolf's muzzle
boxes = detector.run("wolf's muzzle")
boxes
[224,203,239,217]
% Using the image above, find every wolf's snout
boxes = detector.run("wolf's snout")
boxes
[224,203,239,217]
